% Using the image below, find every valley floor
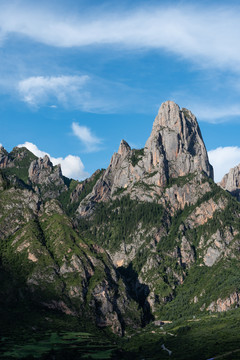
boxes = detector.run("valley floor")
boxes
[1,307,240,359]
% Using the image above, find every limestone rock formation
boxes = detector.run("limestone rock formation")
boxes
[219,163,240,201]
[2,100,240,338]
[207,292,240,312]
[0,146,34,170]
[144,101,213,181]
[70,169,103,204]
[28,155,67,199]
[77,101,213,217]
[0,146,12,168]
[29,155,62,186]
[0,168,142,335]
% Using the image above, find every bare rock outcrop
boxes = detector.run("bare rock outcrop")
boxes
[0,146,12,168]
[207,292,240,312]
[28,155,67,199]
[180,236,195,267]
[29,155,62,185]
[200,228,235,267]
[219,163,240,201]
[0,187,41,240]
[70,169,102,203]
[144,101,213,182]
[77,101,213,217]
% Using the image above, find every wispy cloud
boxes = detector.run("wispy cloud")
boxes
[189,103,240,123]
[17,141,88,180]
[16,74,141,113]
[15,72,154,114]
[170,90,240,123]
[3,3,240,121]
[1,3,240,71]
[208,146,240,182]
[17,75,89,108]
[72,123,102,152]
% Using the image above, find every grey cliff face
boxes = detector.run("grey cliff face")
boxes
[2,101,240,334]
[144,101,213,182]
[0,146,11,168]
[77,101,213,216]
[28,155,67,199]
[29,155,56,184]
[219,163,240,201]
[70,169,102,203]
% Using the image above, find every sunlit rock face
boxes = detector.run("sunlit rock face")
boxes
[77,100,213,216]
[28,155,67,199]
[219,163,240,201]
[144,101,213,183]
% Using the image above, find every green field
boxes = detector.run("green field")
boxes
[1,308,240,359]
[119,309,240,360]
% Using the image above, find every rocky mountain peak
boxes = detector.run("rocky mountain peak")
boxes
[118,139,131,157]
[145,100,213,180]
[219,163,240,201]
[77,101,214,217]
[28,155,66,199]
[0,144,6,152]
[29,155,53,183]
[0,146,10,168]
[153,100,182,128]
[0,146,37,170]
[42,154,52,167]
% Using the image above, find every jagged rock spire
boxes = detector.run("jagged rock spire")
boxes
[144,101,213,181]
[28,155,66,199]
[77,101,214,216]
[0,146,10,168]
[118,140,131,157]
[219,163,240,201]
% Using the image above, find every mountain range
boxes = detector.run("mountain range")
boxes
[1,101,240,359]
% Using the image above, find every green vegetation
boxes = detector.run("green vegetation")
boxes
[0,221,42,281]
[1,147,37,184]
[2,309,240,359]
[89,195,165,251]
[58,169,104,216]
[2,144,240,360]
[160,180,224,251]
[146,170,158,178]
[57,178,79,214]
[1,331,118,359]
[113,186,127,196]
[119,309,240,359]
[182,108,190,118]
[130,148,144,167]
[133,181,155,192]
[0,172,9,190]
[154,259,240,322]
[166,172,195,188]
[0,304,124,360]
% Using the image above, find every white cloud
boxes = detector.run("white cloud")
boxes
[17,141,88,180]
[72,123,102,152]
[170,91,240,123]
[18,75,89,107]
[186,103,240,124]
[1,4,240,71]
[208,146,240,182]
[17,74,134,113]
[53,154,88,180]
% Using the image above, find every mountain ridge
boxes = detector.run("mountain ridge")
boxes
[77,101,213,218]
[1,101,240,347]
[219,162,240,201]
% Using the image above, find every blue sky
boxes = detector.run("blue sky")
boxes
[1,0,240,181]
